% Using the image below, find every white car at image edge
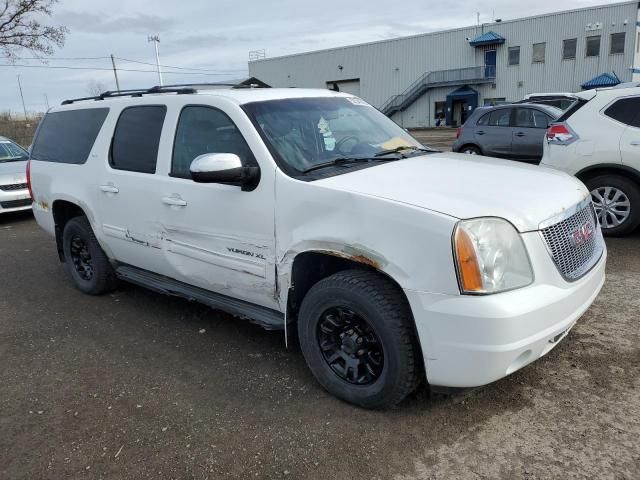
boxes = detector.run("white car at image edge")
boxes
[0,136,31,214]
[27,86,606,408]
[542,83,640,236]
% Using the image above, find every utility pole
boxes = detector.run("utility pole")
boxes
[43,93,50,110]
[147,35,163,86]
[17,74,27,119]
[110,54,121,92]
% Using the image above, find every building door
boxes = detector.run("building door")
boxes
[485,50,496,78]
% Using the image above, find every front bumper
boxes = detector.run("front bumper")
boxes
[405,237,606,388]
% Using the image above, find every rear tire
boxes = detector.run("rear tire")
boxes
[297,270,422,409]
[460,145,481,155]
[585,175,640,237]
[62,216,117,295]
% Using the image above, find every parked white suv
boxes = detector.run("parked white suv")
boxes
[28,85,606,408]
[541,84,640,236]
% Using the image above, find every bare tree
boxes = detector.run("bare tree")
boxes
[0,0,68,59]
[87,79,107,96]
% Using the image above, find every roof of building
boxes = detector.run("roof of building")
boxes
[581,73,621,89]
[468,31,506,47]
[249,1,636,63]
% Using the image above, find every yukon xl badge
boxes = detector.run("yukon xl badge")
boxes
[570,222,595,247]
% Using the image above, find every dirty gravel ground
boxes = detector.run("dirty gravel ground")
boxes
[0,211,638,480]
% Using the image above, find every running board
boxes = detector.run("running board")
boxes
[115,265,284,330]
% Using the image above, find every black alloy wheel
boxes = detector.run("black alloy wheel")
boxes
[317,306,384,385]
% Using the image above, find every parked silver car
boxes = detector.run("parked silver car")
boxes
[452,104,561,163]
[0,136,31,214]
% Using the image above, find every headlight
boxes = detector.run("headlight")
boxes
[453,218,533,294]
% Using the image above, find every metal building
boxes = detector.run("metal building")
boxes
[249,1,640,128]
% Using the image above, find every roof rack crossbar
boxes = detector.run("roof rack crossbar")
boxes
[61,81,268,105]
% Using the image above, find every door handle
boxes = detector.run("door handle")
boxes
[630,141,640,146]
[162,195,187,207]
[515,132,526,137]
[476,130,485,135]
[99,184,119,194]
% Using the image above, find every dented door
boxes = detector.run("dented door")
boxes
[157,104,278,310]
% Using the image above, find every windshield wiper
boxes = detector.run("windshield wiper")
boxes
[302,156,398,174]
[374,145,436,157]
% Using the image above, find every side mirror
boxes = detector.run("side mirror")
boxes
[189,153,259,191]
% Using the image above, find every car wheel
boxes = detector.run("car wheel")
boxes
[586,175,640,237]
[297,269,422,409]
[461,145,481,155]
[62,216,117,294]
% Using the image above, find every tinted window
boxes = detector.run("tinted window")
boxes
[31,108,109,164]
[563,38,577,59]
[586,36,600,57]
[111,106,166,174]
[508,46,520,66]
[488,109,511,127]
[610,32,625,54]
[532,43,546,63]
[532,110,552,128]
[476,112,490,126]
[172,106,256,178]
[604,97,640,127]
[514,108,535,127]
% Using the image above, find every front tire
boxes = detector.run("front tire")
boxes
[585,175,640,237]
[62,216,117,295]
[297,270,422,409]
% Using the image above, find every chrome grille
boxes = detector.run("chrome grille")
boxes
[540,202,604,281]
[0,183,27,192]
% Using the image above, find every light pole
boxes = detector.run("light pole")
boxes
[147,35,163,86]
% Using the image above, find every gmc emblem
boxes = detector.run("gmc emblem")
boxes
[571,222,595,247]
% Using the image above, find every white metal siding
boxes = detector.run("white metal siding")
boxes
[249,1,639,128]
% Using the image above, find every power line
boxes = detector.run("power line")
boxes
[0,63,247,76]
[0,55,246,74]
[115,56,245,73]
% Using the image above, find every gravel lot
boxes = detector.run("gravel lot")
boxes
[1,210,638,480]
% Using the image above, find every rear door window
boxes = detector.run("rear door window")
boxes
[604,97,640,128]
[488,109,511,126]
[110,106,167,174]
[30,108,109,164]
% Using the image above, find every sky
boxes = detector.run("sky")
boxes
[0,0,614,116]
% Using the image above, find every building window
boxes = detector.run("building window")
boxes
[532,43,546,63]
[610,32,625,54]
[508,46,520,65]
[434,101,446,120]
[483,98,507,106]
[586,35,601,57]
[562,38,577,60]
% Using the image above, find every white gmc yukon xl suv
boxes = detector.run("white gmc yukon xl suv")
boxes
[28,85,606,409]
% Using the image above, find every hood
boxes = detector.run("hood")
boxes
[315,153,589,232]
[0,159,28,182]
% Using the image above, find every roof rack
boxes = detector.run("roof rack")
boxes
[61,81,269,105]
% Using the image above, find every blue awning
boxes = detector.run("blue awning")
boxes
[581,73,621,89]
[469,31,505,47]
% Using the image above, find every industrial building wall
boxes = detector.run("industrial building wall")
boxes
[249,1,639,128]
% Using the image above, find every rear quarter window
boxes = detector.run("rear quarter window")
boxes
[30,108,109,164]
[603,97,640,127]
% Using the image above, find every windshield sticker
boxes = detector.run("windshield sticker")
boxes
[345,97,368,106]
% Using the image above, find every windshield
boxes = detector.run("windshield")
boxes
[243,97,431,175]
[0,140,29,162]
